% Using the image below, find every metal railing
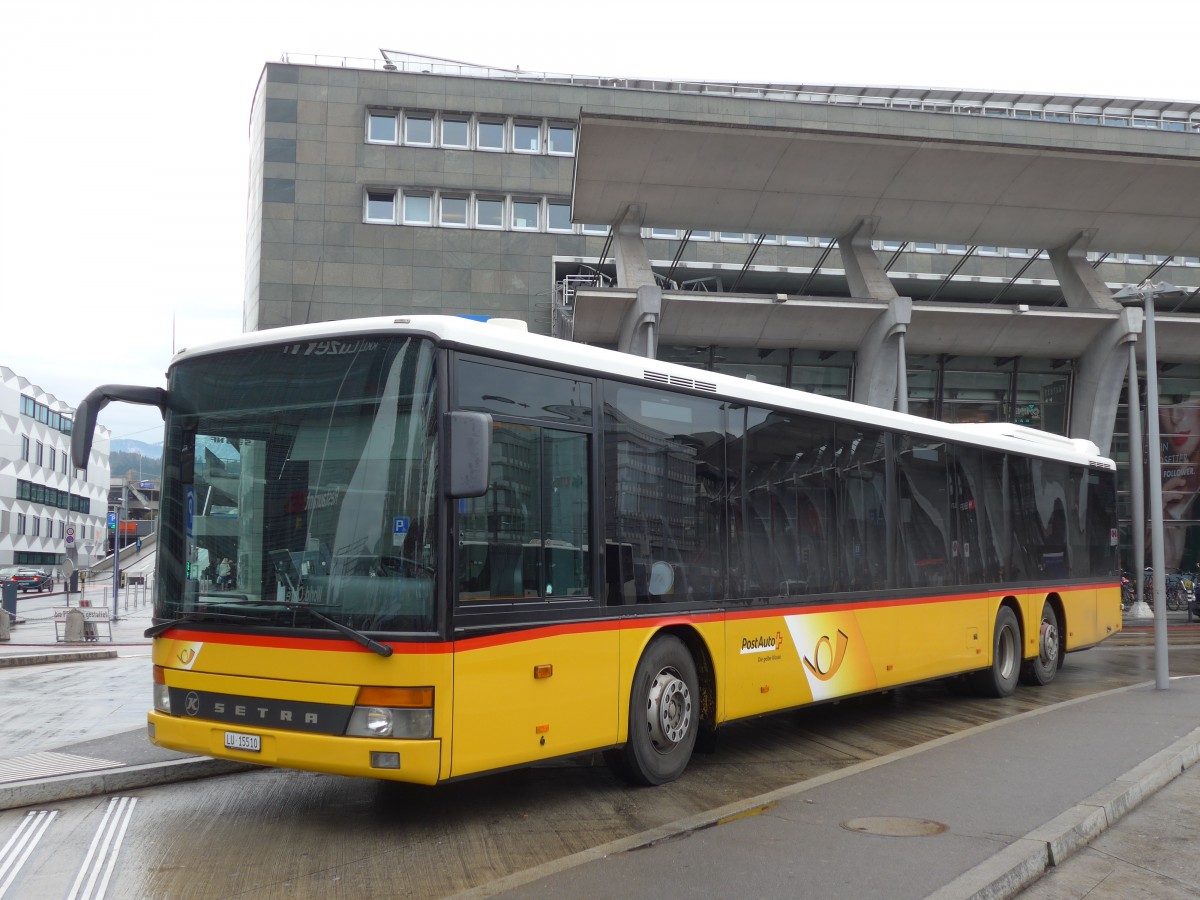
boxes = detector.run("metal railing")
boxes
[279,51,1200,134]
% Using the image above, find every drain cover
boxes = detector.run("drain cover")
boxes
[840,816,948,837]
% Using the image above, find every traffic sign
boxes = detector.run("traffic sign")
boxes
[107,512,117,529]
[66,526,75,538]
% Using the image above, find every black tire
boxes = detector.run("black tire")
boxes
[1019,601,1060,686]
[611,635,699,786]
[971,606,1021,698]
[1166,588,1183,612]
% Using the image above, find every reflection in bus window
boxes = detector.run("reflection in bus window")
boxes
[604,384,724,604]
[457,423,590,602]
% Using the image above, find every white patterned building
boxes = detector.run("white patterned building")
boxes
[0,367,110,569]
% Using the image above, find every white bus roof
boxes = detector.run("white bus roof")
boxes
[172,315,1113,470]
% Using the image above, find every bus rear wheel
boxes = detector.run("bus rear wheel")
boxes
[611,635,699,786]
[972,606,1021,698]
[1019,601,1060,686]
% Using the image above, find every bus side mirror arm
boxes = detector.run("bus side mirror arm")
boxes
[72,385,169,470]
[445,411,492,498]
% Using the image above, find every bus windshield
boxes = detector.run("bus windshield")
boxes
[155,335,439,634]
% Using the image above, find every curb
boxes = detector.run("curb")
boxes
[0,757,258,811]
[927,725,1200,900]
[0,650,119,668]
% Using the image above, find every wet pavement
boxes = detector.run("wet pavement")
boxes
[1,584,1198,898]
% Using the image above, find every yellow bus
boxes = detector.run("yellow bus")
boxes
[73,315,1121,786]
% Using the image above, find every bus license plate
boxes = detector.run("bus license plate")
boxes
[224,731,261,752]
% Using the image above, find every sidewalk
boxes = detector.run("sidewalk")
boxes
[2,589,1199,898]
[470,678,1200,899]
[0,584,254,810]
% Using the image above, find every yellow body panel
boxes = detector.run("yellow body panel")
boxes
[148,584,1120,784]
[148,711,443,784]
[450,626,620,777]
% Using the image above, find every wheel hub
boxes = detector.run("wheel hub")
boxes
[646,669,692,750]
[1039,619,1059,666]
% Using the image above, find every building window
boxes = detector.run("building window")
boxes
[58,521,65,539]
[20,435,29,461]
[404,113,434,145]
[477,119,505,151]
[365,190,396,223]
[48,448,56,471]
[402,194,433,225]
[651,227,679,239]
[36,441,44,466]
[511,201,539,230]
[32,518,40,537]
[476,198,504,229]
[439,196,468,227]
[367,112,398,143]
[581,223,608,236]
[16,514,25,535]
[548,203,572,232]
[720,232,745,242]
[548,125,575,155]
[441,117,469,148]
[513,122,540,153]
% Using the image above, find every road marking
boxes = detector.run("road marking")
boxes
[0,809,57,898]
[67,797,137,900]
[0,752,122,785]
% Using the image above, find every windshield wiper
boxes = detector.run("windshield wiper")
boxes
[145,611,259,638]
[243,600,394,658]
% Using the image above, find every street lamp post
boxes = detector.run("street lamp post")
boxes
[1114,280,1187,691]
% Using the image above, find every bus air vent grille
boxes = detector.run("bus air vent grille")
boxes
[643,371,717,393]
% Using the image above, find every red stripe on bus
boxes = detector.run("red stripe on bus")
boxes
[161,629,450,654]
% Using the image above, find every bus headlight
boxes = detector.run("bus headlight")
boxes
[152,666,171,713]
[346,706,433,739]
[345,686,434,739]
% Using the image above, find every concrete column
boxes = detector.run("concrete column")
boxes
[612,205,662,358]
[612,204,656,289]
[838,217,899,302]
[1048,230,1121,311]
[853,296,912,410]
[617,285,662,358]
[1069,306,1143,456]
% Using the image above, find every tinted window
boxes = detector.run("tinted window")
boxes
[895,438,951,588]
[834,424,889,592]
[730,408,837,598]
[457,360,591,425]
[604,383,725,605]
[457,424,591,603]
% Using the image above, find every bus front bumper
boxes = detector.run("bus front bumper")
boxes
[147,711,443,785]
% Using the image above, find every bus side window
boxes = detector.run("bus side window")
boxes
[456,422,591,603]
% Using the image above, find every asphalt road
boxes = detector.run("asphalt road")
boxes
[3,641,1198,898]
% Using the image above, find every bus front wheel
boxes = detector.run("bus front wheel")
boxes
[612,635,699,786]
[1019,601,1060,686]
[972,606,1021,698]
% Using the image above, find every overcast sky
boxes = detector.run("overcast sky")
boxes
[1,0,1195,444]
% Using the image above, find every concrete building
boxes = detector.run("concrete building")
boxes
[0,368,110,571]
[244,52,1200,569]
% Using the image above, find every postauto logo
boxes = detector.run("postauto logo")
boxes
[740,631,785,654]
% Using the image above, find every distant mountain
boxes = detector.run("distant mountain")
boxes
[111,439,163,459]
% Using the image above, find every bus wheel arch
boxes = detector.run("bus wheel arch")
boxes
[611,629,711,786]
[972,601,1022,698]
[1020,594,1064,686]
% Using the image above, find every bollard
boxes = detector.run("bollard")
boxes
[64,607,87,642]
[0,608,10,642]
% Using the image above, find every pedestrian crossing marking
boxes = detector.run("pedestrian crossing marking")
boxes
[0,752,122,785]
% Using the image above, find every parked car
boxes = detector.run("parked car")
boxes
[1,567,53,592]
